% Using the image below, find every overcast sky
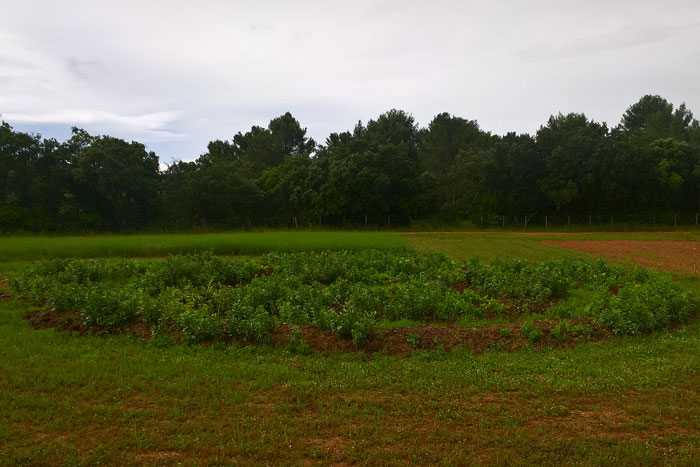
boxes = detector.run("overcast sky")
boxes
[2,0,699,163]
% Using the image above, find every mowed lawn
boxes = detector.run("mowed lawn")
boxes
[0,231,409,262]
[2,230,700,465]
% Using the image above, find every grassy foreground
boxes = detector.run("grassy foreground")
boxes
[2,230,700,465]
[2,295,700,465]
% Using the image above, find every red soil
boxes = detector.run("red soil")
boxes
[543,240,700,274]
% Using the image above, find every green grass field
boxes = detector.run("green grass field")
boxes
[2,230,700,465]
[0,231,409,262]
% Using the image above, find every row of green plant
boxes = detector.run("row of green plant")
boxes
[10,250,696,346]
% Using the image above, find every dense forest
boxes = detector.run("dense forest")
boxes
[2,94,700,232]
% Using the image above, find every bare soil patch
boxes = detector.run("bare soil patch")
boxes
[25,308,611,356]
[26,309,153,339]
[0,279,12,300]
[271,319,611,356]
[543,240,700,274]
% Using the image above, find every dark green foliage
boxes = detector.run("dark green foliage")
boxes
[592,274,695,335]
[406,333,421,349]
[287,325,311,354]
[81,285,152,327]
[521,321,544,343]
[549,322,570,342]
[225,305,277,343]
[569,323,594,338]
[10,251,696,346]
[3,95,700,233]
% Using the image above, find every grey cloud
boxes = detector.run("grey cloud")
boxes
[65,57,103,81]
[0,0,699,162]
[247,23,273,32]
[0,55,40,69]
[516,25,682,62]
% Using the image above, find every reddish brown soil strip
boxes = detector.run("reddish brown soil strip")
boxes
[270,320,611,357]
[26,310,153,339]
[543,240,700,274]
[0,279,11,300]
[25,309,611,356]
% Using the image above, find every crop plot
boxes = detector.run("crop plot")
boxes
[11,250,696,354]
[542,240,700,274]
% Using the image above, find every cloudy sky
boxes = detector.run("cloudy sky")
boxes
[1,0,699,162]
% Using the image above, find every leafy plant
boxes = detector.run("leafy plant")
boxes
[406,333,421,349]
[520,321,543,343]
[549,322,570,342]
[287,325,311,354]
[569,323,594,338]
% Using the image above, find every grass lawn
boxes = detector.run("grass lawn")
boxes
[0,231,408,262]
[2,230,700,465]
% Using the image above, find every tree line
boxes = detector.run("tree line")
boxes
[2,94,700,232]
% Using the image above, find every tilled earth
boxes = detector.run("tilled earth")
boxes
[542,239,700,274]
[24,305,611,356]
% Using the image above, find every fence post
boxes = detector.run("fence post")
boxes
[365,214,368,227]
[545,215,548,229]
[319,216,321,227]
[480,217,483,229]
[294,216,298,229]
[567,216,570,228]
[502,215,505,227]
[387,215,390,228]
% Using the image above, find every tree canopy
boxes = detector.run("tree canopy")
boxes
[2,95,699,232]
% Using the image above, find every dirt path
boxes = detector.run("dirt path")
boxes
[543,240,700,274]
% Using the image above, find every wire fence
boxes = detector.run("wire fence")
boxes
[199,212,700,231]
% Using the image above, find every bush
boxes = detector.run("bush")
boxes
[81,285,143,327]
[225,304,277,342]
[406,333,421,349]
[287,325,311,354]
[569,323,594,338]
[176,305,224,343]
[549,322,569,342]
[319,303,375,346]
[521,321,543,343]
[593,274,695,335]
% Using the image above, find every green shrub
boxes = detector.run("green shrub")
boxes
[406,333,421,349]
[520,321,543,343]
[287,325,311,354]
[319,303,375,346]
[593,274,695,335]
[80,285,143,327]
[176,305,224,343]
[569,323,594,338]
[549,322,570,342]
[225,305,277,342]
